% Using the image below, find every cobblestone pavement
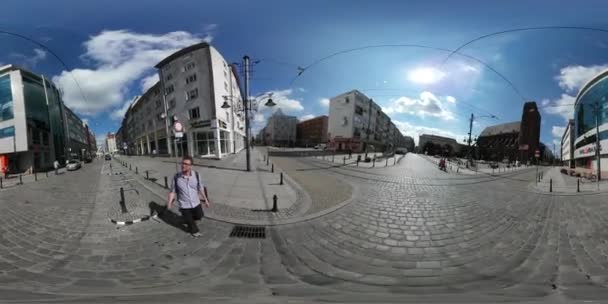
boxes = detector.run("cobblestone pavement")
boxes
[2,153,608,303]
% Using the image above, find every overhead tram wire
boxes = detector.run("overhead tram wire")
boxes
[441,26,608,68]
[0,29,91,119]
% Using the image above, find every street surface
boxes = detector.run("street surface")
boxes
[0,152,608,303]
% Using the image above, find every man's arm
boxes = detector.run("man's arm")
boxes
[168,192,175,209]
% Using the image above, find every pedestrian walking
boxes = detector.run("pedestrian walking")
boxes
[53,160,59,175]
[168,155,210,237]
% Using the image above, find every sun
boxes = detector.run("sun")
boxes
[407,67,445,85]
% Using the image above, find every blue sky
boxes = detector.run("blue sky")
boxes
[2,0,608,153]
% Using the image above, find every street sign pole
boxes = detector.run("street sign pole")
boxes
[173,120,184,174]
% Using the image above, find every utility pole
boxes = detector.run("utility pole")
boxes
[243,56,252,172]
[467,113,474,167]
[594,101,601,183]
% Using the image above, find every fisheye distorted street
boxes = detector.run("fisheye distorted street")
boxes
[2,1,608,303]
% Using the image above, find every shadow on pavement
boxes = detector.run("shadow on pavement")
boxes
[149,201,188,232]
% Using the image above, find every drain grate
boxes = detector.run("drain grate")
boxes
[229,225,266,239]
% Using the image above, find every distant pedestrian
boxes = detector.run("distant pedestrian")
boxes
[53,160,59,175]
[168,155,210,237]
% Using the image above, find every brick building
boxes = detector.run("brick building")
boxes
[296,115,328,147]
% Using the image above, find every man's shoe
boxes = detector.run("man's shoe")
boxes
[191,232,202,237]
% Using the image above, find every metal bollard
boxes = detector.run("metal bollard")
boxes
[332,153,334,162]
[577,178,580,192]
[356,159,359,167]
[19,175,22,185]
[119,187,128,213]
[164,176,168,189]
[267,155,269,165]
[146,170,149,180]
[0,177,2,189]
[386,157,388,167]
[110,163,112,170]
[280,172,283,185]
[130,164,132,170]
[344,156,346,165]
[271,163,274,173]
[550,178,552,192]
[272,194,278,212]
[372,157,376,168]
[136,167,138,174]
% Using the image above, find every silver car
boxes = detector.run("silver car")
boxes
[66,160,81,171]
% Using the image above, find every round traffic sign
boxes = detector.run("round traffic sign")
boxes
[174,121,183,132]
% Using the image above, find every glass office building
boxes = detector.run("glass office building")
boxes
[0,65,68,173]
[573,69,608,175]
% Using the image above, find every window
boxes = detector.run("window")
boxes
[0,75,14,122]
[183,62,196,72]
[148,120,153,129]
[355,105,363,115]
[186,73,197,84]
[186,88,199,100]
[345,97,350,104]
[189,107,200,119]
[0,126,14,138]
[166,73,173,81]
[42,132,49,146]
[165,85,174,95]
[32,129,40,144]
[169,99,176,109]
[155,99,161,108]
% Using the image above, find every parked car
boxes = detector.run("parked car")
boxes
[84,156,92,163]
[105,154,112,161]
[314,144,327,150]
[395,148,408,155]
[66,160,81,171]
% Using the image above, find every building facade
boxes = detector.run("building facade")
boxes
[63,106,92,161]
[106,132,117,153]
[327,90,406,152]
[260,109,297,147]
[572,69,608,175]
[150,42,246,159]
[296,115,328,147]
[419,134,461,156]
[561,119,575,168]
[477,102,541,163]
[0,65,69,173]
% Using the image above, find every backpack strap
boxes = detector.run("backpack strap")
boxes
[174,173,180,200]
[195,171,201,192]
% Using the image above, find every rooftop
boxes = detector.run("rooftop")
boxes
[155,42,210,68]
[479,121,521,137]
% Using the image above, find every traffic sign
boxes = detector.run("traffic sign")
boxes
[174,121,183,132]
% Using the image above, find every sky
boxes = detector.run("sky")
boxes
[2,0,608,154]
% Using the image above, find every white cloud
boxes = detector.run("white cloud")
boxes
[257,89,304,113]
[140,74,159,92]
[111,96,139,121]
[82,118,89,126]
[446,96,456,103]
[393,120,466,146]
[253,113,265,123]
[556,64,608,93]
[298,87,306,92]
[319,98,330,108]
[299,114,315,121]
[382,91,456,120]
[552,126,566,138]
[541,94,576,122]
[10,48,47,68]
[53,29,210,116]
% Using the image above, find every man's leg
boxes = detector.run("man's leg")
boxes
[180,208,199,234]
[193,204,203,221]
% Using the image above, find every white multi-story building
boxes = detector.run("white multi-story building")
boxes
[561,119,574,168]
[106,132,117,153]
[154,42,246,159]
[328,89,406,152]
[118,43,246,159]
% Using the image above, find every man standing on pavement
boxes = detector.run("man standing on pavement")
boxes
[53,160,59,175]
[168,155,210,237]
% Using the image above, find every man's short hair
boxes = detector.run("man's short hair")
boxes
[182,155,193,164]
